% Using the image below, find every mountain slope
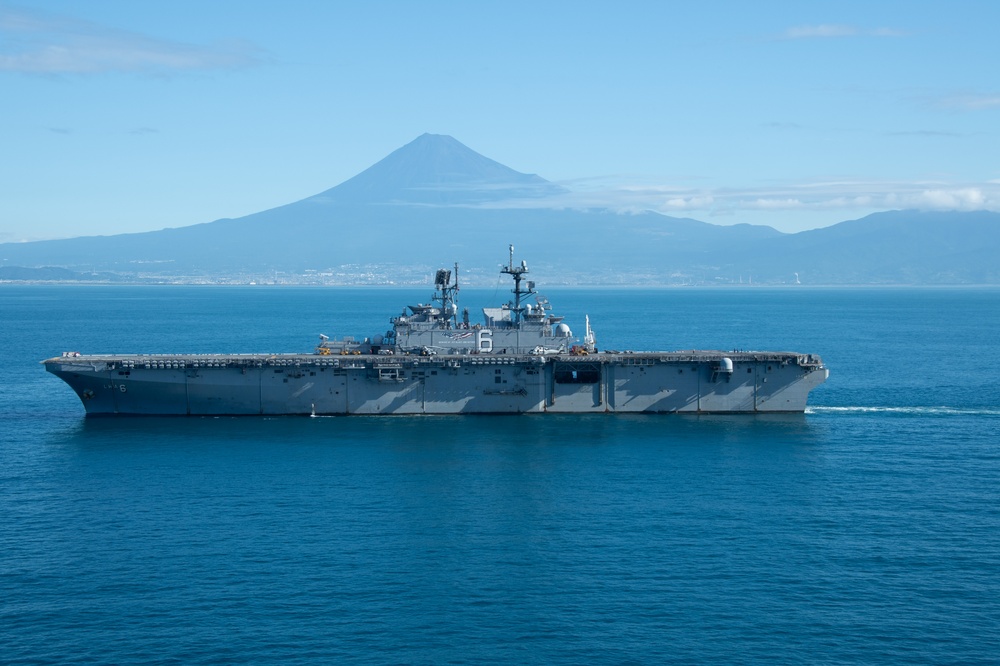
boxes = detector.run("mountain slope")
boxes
[1,134,998,284]
[311,133,566,204]
[734,210,1000,283]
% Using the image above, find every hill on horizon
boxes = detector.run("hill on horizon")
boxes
[2,134,999,285]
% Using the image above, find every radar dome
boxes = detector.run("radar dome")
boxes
[555,323,572,337]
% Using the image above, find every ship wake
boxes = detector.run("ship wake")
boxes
[807,406,1000,417]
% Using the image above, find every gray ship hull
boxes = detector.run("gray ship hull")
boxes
[44,351,828,416]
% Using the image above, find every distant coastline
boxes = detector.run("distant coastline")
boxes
[5,271,1000,288]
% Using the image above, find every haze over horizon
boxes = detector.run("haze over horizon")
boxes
[3,1,999,242]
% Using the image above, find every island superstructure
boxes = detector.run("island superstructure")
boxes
[43,247,828,416]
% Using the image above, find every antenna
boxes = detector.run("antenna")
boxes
[431,262,460,328]
[584,315,596,351]
[500,244,535,324]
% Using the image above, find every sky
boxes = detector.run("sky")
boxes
[2,1,999,242]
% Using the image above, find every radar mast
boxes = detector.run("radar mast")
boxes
[501,244,536,324]
[432,262,460,329]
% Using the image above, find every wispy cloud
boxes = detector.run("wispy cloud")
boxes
[782,24,906,40]
[761,121,803,130]
[467,177,1000,219]
[0,7,261,75]
[933,93,1000,111]
[785,24,858,39]
[885,129,966,137]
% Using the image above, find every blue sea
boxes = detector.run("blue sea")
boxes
[2,285,998,664]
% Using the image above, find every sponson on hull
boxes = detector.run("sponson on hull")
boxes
[43,247,828,416]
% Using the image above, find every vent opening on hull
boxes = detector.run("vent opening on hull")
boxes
[554,363,601,384]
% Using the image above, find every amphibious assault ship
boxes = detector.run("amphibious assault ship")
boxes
[44,248,828,416]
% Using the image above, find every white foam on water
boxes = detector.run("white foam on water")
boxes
[807,406,1000,416]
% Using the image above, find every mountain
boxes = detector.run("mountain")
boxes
[2,134,999,284]
[739,210,1000,284]
[313,133,567,204]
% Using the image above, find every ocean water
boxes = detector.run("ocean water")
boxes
[1,286,998,664]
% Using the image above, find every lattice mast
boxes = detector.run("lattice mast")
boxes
[501,244,536,324]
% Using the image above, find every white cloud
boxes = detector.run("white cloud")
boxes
[820,195,875,208]
[662,195,714,210]
[480,178,1000,221]
[0,7,260,75]
[746,198,804,210]
[398,172,1000,224]
[914,188,985,209]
